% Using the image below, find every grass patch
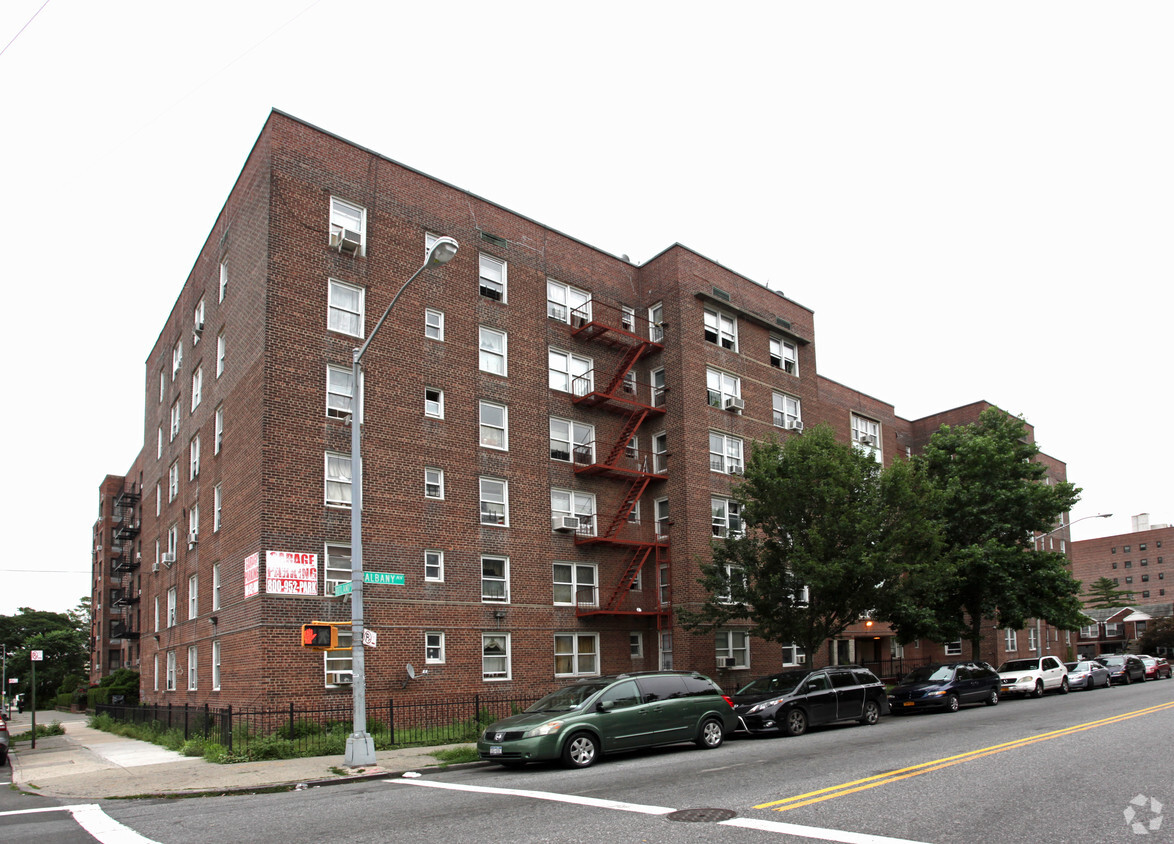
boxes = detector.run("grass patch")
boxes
[10,721,66,742]
[430,746,479,765]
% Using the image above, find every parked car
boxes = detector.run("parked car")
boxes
[476,671,737,769]
[997,656,1069,697]
[1064,660,1111,690]
[888,662,1001,713]
[1138,656,1172,680]
[733,665,889,737]
[1097,655,1146,685]
[0,711,9,766]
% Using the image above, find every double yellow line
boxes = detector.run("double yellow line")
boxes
[756,700,1174,812]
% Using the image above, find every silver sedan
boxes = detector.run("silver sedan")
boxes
[1065,660,1110,690]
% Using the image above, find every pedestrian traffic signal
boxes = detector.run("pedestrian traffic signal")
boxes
[301,623,338,650]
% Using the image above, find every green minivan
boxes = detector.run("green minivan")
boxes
[477,671,737,769]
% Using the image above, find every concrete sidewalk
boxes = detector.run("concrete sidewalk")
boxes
[4,709,479,800]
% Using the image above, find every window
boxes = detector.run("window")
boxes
[709,432,744,474]
[481,555,509,602]
[1004,629,1017,651]
[168,461,179,501]
[482,633,511,680]
[852,414,882,462]
[1028,628,1039,651]
[548,348,592,395]
[218,260,228,302]
[172,339,183,380]
[1142,574,1150,582]
[716,631,749,669]
[706,368,740,409]
[659,561,671,607]
[213,484,222,532]
[478,327,507,375]
[189,435,200,480]
[652,368,666,408]
[323,366,355,420]
[191,366,203,411]
[479,253,506,301]
[187,646,198,690]
[659,630,673,669]
[159,369,165,403]
[655,498,671,541]
[170,398,181,440]
[424,467,444,499]
[1106,622,1122,636]
[551,489,596,536]
[328,279,365,337]
[330,197,365,254]
[649,302,665,342]
[549,418,594,464]
[711,498,743,538]
[325,627,353,687]
[188,575,198,619]
[424,387,444,419]
[425,308,444,341]
[189,503,199,542]
[425,632,445,664]
[479,401,508,450]
[773,392,802,430]
[479,477,508,526]
[155,483,161,517]
[770,337,798,374]
[154,596,159,633]
[652,432,668,474]
[166,651,177,691]
[212,563,221,611]
[944,640,962,656]
[704,308,737,350]
[717,565,747,604]
[167,587,177,627]
[629,632,644,658]
[555,633,599,676]
[158,426,163,459]
[782,644,806,665]
[547,278,591,324]
[216,331,225,377]
[193,299,205,341]
[325,545,351,597]
[424,549,443,582]
[553,562,598,606]
[214,405,224,454]
[167,523,178,558]
[325,452,352,507]
[211,640,221,690]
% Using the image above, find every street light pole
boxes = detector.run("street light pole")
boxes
[1033,512,1112,656]
[345,237,458,767]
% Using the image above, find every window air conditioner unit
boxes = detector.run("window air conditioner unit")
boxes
[161,552,176,567]
[152,562,160,573]
[334,227,362,254]
[193,318,204,336]
[554,516,580,532]
[188,531,199,548]
[724,396,745,412]
[788,419,804,433]
[723,657,737,668]
[859,434,876,446]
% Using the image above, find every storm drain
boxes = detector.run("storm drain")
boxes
[666,808,738,823]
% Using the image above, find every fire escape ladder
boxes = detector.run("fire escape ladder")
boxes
[603,546,654,610]
[602,476,651,540]
[603,342,650,396]
[602,408,650,468]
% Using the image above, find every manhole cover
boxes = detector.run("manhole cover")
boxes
[666,808,738,823]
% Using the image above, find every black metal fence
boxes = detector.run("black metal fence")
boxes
[94,694,537,758]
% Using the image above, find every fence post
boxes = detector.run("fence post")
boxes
[474,694,480,727]
[227,704,233,752]
[289,701,295,744]
[204,703,210,740]
[388,698,394,745]
[184,703,190,741]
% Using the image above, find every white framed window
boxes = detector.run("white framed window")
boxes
[945,640,962,656]
[189,435,200,480]
[154,596,160,633]
[891,640,905,659]
[155,483,161,517]
[1004,629,1017,651]
[170,398,181,441]
[655,498,671,541]
[548,348,592,395]
[551,489,596,536]
[212,562,221,610]
[424,387,444,419]
[193,299,205,343]
[547,278,591,324]
[211,640,221,690]
[621,305,636,332]
[659,629,673,670]
[214,405,224,454]
[706,368,741,409]
[167,523,178,558]
[627,499,641,525]
[555,633,599,677]
[158,426,163,459]
[481,555,509,603]
[1028,628,1039,652]
[187,647,197,690]
[425,631,446,664]
[479,401,508,450]
[652,368,666,408]
[652,432,668,474]
[189,504,199,543]
[852,414,882,462]
[711,498,743,538]
[716,631,749,669]
[425,467,445,499]
[167,587,177,628]
[191,366,203,411]
[326,366,355,420]
[549,418,594,464]
[159,369,165,403]
[482,632,511,680]
[770,337,798,375]
[478,326,507,375]
[330,197,366,254]
[704,308,737,350]
[425,308,444,341]
[188,575,198,619]
[172,339,183,380]
[479,477,508,526]
[214,484,222,532]
[218,260,228,302]
[773,392,802,430]
[553,563,597,607]
[479,253,506,302]
[216,331,225,377]
[328,279,365,337]
[166,651,177,691]
[649,302,665,342]
[325,452,352,507]
[424,549,444,582]
[325,545,352,597]
[709,432,744,474]
[717,564,746,604]
[629,632,644,658]
[168,461,179,502]
[325,627,353,687]
[782,643,806,665]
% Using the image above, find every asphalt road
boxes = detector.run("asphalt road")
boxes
[6,678,1173,843]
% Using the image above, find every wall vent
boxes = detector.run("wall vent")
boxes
[480,231,508,248]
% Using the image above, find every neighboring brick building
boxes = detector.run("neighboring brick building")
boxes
[90,110,1075,705]
[1070,514,1172,605]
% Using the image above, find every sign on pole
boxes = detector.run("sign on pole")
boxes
[333,572,405,596]
[363,628,377,648]
[30,650,43,661]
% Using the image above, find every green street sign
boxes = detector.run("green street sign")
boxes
[333,572,406,596]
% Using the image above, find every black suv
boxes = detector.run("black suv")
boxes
[734,665,890,737]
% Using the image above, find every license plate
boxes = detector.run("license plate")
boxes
[489,746,502,755]
[903,701,915,707]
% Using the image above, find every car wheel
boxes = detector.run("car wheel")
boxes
[561,733,599,769]
[1059,677,1069,695]
[859,700,881,725]
[1032,680,1045,699]
[783,708,808,737]
[985,689,999,706]
[945,693,960,713]
[696,717,725,749]
[1123,672,1132,685]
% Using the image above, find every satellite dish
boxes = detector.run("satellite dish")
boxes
[406,663,416,680]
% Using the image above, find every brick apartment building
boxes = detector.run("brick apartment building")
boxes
[90,110,1078,706]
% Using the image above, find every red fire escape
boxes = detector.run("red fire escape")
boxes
[565,300,670,624]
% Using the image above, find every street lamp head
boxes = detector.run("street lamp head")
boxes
[426,236,459,268]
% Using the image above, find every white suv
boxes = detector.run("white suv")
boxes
[998,656,1069,697]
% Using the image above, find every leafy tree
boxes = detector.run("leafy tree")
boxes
[679,424,939,663]
[1084,576,1136,609]
[0,601,90,708]
[884,407,1084,662]
[1136,617,1174,657]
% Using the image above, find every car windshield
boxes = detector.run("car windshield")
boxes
[998,659,1039,672]
[524,681,612,712]
[901,666,954,684]
[736,671,809,696]
[1065,662,1086,671]
[1101,657,1124,666]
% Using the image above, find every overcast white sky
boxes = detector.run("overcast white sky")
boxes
[2,1,1170,616]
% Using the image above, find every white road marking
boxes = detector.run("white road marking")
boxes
[0,803,160,844]
[387,778,932,843]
